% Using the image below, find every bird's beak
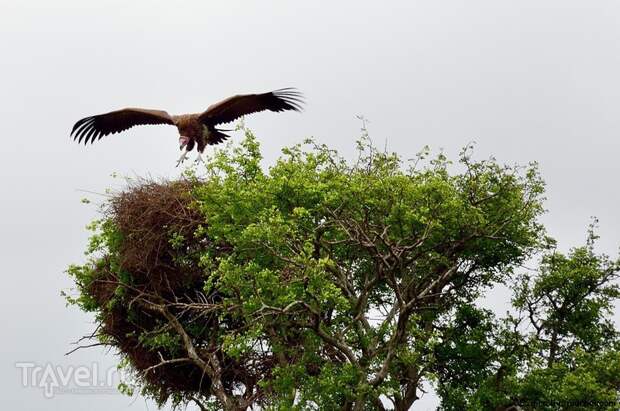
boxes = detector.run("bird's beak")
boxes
[179,136,189,150]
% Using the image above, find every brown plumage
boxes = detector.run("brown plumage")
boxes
[71,88,303,165]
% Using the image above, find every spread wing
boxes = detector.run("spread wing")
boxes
[71,108,175,144]
[199,88,303,126]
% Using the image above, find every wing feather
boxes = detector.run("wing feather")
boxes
[199,88,303,126]
[71,108,175,144]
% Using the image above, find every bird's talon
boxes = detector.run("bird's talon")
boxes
[176,149,189,167]
[194,153,205,164]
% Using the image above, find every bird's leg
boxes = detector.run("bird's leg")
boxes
[176,148,189,167]
[194,152,206,164]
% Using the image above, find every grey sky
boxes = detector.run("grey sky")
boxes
[1,1,619,409]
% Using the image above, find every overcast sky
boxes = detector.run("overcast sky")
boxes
[1,1,619,410]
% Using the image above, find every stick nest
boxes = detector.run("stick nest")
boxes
[84,180,272,404]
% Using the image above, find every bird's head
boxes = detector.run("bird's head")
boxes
[179,136,190,150]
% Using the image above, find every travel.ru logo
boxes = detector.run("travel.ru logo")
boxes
[15,361,124,398]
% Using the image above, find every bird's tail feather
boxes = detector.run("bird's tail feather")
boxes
[210,128,231,145]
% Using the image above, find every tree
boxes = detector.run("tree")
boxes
[65,128,617,410]
[433,223,620,411]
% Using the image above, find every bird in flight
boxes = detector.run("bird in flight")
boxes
[71,88,303,166]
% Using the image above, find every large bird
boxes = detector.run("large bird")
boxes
[71,88,303,166]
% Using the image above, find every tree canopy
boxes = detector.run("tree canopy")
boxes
[66,129,619,410]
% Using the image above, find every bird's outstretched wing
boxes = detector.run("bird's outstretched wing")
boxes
[199,88,303,126]
[71,108,175,144]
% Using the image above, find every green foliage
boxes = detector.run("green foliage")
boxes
[64,129,618,410]
[435,223,620,411]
